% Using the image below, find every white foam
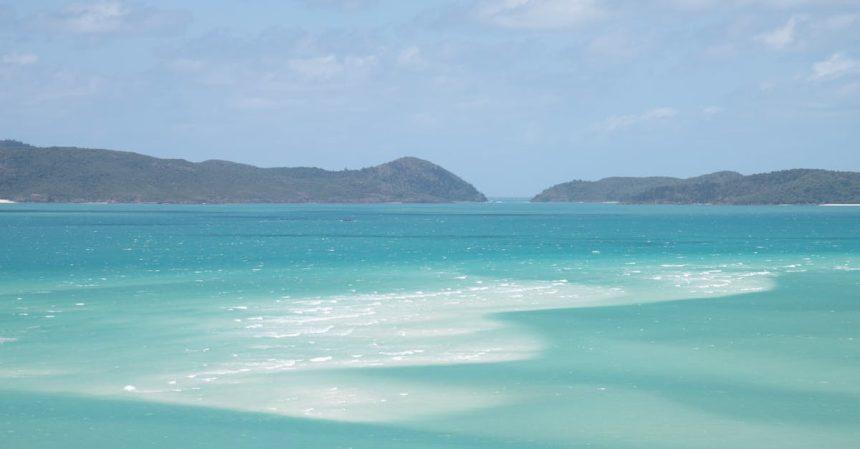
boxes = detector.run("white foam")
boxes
[176,270,774,386]
[833,265,859,271]
[640,267,774,299]
[144,280,625,392]
[58,267,784,423]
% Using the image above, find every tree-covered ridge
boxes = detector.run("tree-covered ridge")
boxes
[533,169,860,204]
[0,140,486,204]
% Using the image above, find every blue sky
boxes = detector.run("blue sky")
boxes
[1,0,859,196]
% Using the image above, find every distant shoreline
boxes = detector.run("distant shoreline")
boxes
[0,141,487,204]
[533,169,859,205]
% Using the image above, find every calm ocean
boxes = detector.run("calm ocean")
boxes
[1,202,858,448]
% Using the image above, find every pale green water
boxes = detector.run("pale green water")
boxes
[1,203,858,448]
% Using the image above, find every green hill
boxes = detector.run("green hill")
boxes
[533,169,860,205]
[0,141,486,204]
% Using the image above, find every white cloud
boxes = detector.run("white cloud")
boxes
[662,0,860,8]
[702,106,724,115]
[477,0,603,30]
[288,54,377,80]
[587,32,639,61]
[8,69,105,105]
[46,1,189,36]
[838,82,860,95]
[160,28,387,112]
[294,0,378,9]
[814,14,858,32]
[397,46,427,70]
[809,53,860,82]
[2,52,38,65]
[288,55,344,79]
[595,107,678,132]
[59,1,129,33]
[755,16,802,49]
[231,95,279,110]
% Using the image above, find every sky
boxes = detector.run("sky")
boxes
[1,0,859,196]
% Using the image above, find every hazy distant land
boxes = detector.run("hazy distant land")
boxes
[3,140,858,205]
[0,140,486,204]
[533,170,860,205]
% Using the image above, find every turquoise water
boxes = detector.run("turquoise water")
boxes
[1,203,858,448]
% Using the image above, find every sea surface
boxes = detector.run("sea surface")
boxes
[1,202,858,449]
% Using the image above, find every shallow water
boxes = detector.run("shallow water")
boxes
[1,203,858,448]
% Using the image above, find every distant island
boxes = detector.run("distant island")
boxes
[0,140,486,204]
[533,170,860,205]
